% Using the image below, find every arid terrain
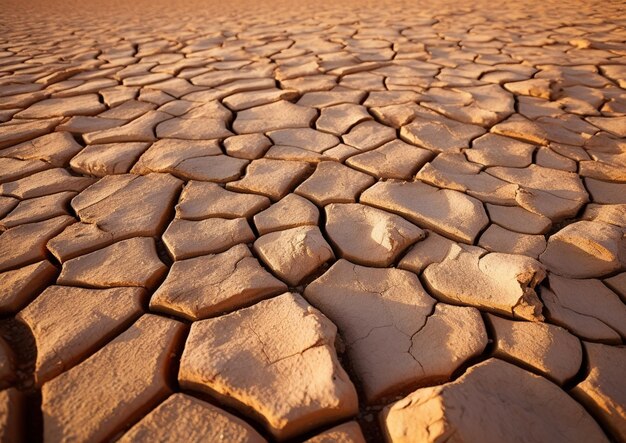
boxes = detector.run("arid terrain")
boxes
[0,0,625,441]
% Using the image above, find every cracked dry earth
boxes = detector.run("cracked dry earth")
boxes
[0,0,626,442]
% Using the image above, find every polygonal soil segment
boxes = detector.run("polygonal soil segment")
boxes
[422,245,546,321]
[304,259,488,403]
[178,293,359,440]
[380,358,608,443]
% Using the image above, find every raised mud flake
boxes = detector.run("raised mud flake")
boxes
[0,131,84,169]
[400,110,486,153]
[82,110,172,144]
[422,150,483,175]
[55,78,119,97]
[0,118,63,149]
[223,88,299,111]
[305,260,487,403]
[542,274,626,343]
[398,230,461,274]
[42,314,185,442]
[504,78,553,99]
[139,88,175,106]
[99,99,155,120]
[0,157,48,186]
[275,60,321,81]
[316,103,372,135]
[571,342,626,442]
[0,191,75,229]
[325,203,424,267]
[48,172,182,262]
[232,100,317,134]
[190,68,274,88]
[465,133,535,168]
[345,139,433,180]
[226,158,311,201]
[119,70,167,88]
[420,84,514,127]
[342,120,396,152]
[179,293,358,441]
[540,220,624,278]
[100,85,139,107]
[150,244,286,320]
[295,162,375,206]
[582,204,626,227]
[162,217,255,261]
[535,115,597,147]
[224,133,272,160]
[488,164,589,221]
[514,186,586,222]
[587,115,626,138]
[579,159,626,182]
[488,164,588,203]
[585,178,626,205]
[518,96,565,120]
[415,161,519,206]
[478,224,546,259]
[535,146,577,172]
[169,154,247,183]
[132,139,223,172]
[268,128,339,154]
[601,93,626,116]
[323,143,361,162]
[0,215,74,272]
[363,90,421,108]
[15,93,105,118]
[549,142,590,163]
[601,65,626,89]
[341,72,385,91]
[360,181,488,244]
[490,114,550,145]
[485,203,551,235]
[57,237,167,290]
[0,168,94,199]
[147,77,200,98]
[176,181,270,220]
[380,358,608,443]
[133,138,248,182]
[297,89,366,108]
[69,142,150,176]
[280,74,337,93]
[254,193,319,235]
[305,421,366,443]
[155,116,233,140]
[146,99,194,118]
[486,314,582,385]
[119,393,267,443]
[264,145,329,163]
[583,130,624,155]
[0,82,44,97]
[370,102,421,128]
[18,285,144,385]
[254,226,334,286]
[57,116,127,135]
[0,260,57,313]
[422,245,546,321]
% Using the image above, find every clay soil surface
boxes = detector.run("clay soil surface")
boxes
[0,0,625,441]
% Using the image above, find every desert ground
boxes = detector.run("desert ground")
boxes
[0,0,625,441]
